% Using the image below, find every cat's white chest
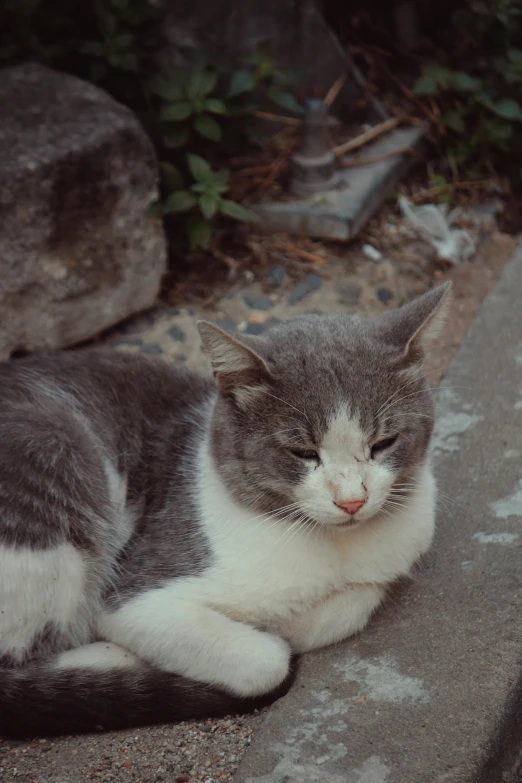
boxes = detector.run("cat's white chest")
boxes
[193,448,436,629]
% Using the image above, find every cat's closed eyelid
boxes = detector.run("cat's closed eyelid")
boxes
[370,435,399,459]
[289,448,320,462]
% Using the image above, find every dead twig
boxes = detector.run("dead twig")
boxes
[386,71,440,126]
[409,179,499,203]
[286,245,326,265]
[332,116,401,157]
[211,247,240,280]
[284,256,331,278]
[252,139,299,195]
[254,110,302,127]
[324,70,347,107]
[338,146,416,168]
[234,164,273,177]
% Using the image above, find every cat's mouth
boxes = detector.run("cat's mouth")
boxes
[330,517,362,530]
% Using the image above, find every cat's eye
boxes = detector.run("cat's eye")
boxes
[370,435,398,459]
[291,449,320,462]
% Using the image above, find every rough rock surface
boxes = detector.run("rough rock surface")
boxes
[0,63,166,358]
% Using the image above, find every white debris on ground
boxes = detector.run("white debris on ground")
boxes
[398,196,477,264]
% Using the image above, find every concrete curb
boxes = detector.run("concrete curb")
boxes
[233,246,522,783]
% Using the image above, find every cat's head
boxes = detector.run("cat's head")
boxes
[198,282,450,530]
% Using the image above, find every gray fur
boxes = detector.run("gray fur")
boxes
[0,283,450,736]
[202,283,450,515]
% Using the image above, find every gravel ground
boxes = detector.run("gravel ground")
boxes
[0,214,518,783]
[0,713,263,782]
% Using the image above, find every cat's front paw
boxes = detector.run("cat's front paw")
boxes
[224,631,291,698]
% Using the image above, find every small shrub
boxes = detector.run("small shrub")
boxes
[413,0,522,181]
[0,1,302,250]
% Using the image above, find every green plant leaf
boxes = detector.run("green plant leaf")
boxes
[219,199,259,222]
[443,109,466,133]
[163,126,189,148]
[429,174,447,188]
[161,102,192,121]
[188,216,212,250]
[213,169,230,185]
[423,65,452,89]
[508,48,522,65]
[204,98,228,114]
[146,200,163,217]
[187,153,213,184]
[212,168,230,192]
[413,75,438,95]
[272,69,294,86]
[188,69,217,99]
[199,193,219,219]
[228,69,256,96]
[257,59,275,81]
[267,86,304,113]
[451,72,481,92]
[163,190,197,213]
[149,77,184,101]
[493,99,522,120]
[194,114,222,141]
[476,91,497,112]
[159,162,183,191]
[482,117,513,143]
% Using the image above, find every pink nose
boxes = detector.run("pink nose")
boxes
[335,498,367,515]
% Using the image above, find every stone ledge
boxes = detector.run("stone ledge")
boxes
[251,126,425,241]
[233,245,522,782]
[0,63,166,358]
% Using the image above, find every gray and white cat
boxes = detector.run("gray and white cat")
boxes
[0,283,450,738]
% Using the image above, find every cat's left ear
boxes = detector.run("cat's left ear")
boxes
[197,321,270,406]
[379,281,452,363]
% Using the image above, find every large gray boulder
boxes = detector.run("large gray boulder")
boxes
[0,63,166,358]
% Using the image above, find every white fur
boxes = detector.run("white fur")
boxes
[53,642,139,670]
[0,543,89,663]
[98,593,290,697]
[296,406,400,526]
[282,583,386,653]
[99,433,435,692]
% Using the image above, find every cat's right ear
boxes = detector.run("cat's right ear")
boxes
[197,321,270,406]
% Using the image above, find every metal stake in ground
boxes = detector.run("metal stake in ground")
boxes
[289,99,338,198]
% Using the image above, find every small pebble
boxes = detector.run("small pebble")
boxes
[288,274,322,304]
[243,293,273,311]
[266,265,286,288]
[168,324,186,342]
[215,319,237,332]
[112,337,144,349]
[141,344,163,355]
[377,286,393,304]
[245,318,281,336]
[362,243,383,262]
